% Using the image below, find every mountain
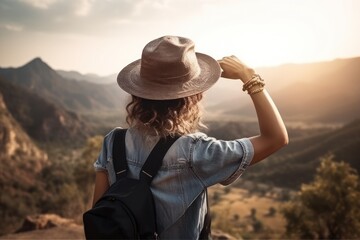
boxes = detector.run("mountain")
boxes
[211,57,360,124]
[272,58,360,123]
[1,56,359,127]
[0,58,128,113]
[0,92,49,234]
[57,69,117,84]
[243,119,360,189]
[0,92,47,169]
[0,77,89,143]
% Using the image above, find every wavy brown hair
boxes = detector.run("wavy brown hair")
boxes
[126,93,204,137]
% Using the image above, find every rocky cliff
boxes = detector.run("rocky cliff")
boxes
[0,77,89,143]
[0,92,48,174]
[0,93,49,234]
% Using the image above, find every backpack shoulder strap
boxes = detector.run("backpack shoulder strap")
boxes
[112,128,128,181]
[199,189,211,239]
[140,135,180,184]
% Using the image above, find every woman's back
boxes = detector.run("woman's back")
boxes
[95,127,253,238]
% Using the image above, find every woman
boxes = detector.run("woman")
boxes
[92,36,288,239]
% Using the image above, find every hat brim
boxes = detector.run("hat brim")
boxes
[117,53,221,100]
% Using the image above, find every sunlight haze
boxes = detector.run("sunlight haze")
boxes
[1,0,359,76]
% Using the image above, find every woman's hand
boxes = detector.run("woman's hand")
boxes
[218,55,255,83]
[218,56,288,166]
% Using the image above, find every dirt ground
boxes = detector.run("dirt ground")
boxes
[0,226,85,240]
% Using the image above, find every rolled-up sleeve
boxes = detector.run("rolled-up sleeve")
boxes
[93,133,111,171]
[190,135,254,187]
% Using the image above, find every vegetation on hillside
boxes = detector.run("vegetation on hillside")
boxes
[282,155,360,239]
[243,119,360,189]
[38,136,102,220]
[0,93,48,235]
[1,120,360,238]
[0,135,102,235]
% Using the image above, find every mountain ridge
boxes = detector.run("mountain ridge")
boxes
[0,58,128,113]
[1,56,360,128]
[56,69,117,84]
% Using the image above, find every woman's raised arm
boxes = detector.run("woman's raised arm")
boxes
[218,56,288,165]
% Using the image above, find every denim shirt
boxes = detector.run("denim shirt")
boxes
[94,127,254,239]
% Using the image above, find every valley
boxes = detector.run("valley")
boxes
[0,56,359,238]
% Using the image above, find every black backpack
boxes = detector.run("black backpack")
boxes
[83,129,179,239]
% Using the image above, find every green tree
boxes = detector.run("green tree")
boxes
[73,135,103,210]
[252,219,263,233]
[250,208,257,220]
[266,206,276,217]
[223,187,231,194]
[212,191,221,203]
[282,154,360,239]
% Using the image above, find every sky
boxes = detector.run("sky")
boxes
[1,0,360,76]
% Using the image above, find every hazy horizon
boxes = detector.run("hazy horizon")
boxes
[3,54,360,78]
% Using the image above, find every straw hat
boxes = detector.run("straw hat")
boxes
[117,36,221,100]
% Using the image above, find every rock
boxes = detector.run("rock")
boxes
[16,214,78,233]
[211,229,240,240]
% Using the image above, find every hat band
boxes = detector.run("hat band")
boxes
[140,63,201,84]
[140,68,201,83]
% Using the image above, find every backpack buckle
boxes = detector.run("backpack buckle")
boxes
[116,169,127,175]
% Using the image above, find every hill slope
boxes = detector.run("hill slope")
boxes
[0,93,48,234]
[0,77,89,143]
[244,119,360,189]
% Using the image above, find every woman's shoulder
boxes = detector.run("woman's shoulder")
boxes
[103,127,124,139]
[99,127,127,149]
[104,127,215,146]
[183,131,223,145]
[184,131,210,140]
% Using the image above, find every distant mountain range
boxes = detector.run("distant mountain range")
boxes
[0,58,128,113]
[209,57,360,124]
[56,69,117,84]
[0,56,359,145]
[272,58,360,123]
